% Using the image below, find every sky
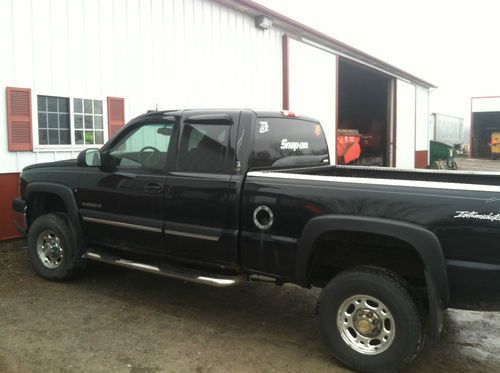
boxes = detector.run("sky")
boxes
[255,0,500,126]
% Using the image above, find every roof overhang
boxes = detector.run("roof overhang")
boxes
[216,0,436,89]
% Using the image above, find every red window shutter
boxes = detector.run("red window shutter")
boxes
[6,87,33,151]
[107,97,125,138]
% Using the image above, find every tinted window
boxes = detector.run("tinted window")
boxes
[177,124,230,172]
[252,118,329,168]
[109,122,174,170]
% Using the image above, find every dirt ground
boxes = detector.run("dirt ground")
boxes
[455,156,500,172]
[1,240,500,373]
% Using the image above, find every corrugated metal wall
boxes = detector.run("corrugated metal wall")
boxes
[414,85,429,167]
[415,86,429,152]
[472,97,500,113]
[0,0,283,174]
[395,80,416,168]
[288,38,337,162]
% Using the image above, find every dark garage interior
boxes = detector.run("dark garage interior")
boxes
[337,58,392,166]
[471,111,500,158]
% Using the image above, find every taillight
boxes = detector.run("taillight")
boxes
[281,110,298,118]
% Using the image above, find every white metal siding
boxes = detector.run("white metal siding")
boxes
[429,114,436,141]
[396,80,416,168]
[472,97,500,113]
[415,85,429,152]
[0,0,283,174]
[288,38,337,163]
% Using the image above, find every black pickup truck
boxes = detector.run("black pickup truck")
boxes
[12,109,500,372]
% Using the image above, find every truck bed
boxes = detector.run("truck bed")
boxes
[277,164,500,186]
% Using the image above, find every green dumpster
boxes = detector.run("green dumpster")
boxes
[429,140,457,170]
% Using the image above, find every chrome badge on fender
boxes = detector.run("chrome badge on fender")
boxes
[454,210,500,222]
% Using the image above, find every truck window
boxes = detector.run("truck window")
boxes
[177,123,230,172]
[108,122,174,171]
[251,118,329,168]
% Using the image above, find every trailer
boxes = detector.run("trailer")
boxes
[430,113,464,146]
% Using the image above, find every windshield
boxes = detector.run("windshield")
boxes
[251,118,329,169]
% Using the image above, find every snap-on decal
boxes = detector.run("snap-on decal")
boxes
[280,139,309,151]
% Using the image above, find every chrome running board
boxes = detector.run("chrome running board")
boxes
[83,250,245,288]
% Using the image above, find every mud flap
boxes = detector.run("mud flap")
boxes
[425,270,444,338]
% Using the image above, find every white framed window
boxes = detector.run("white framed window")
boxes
[73,98,104,145]
[37,96,71,145]
[33,93,109,150]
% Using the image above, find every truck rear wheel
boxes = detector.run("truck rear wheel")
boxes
[318,267,423,372]
[27,213,86,281]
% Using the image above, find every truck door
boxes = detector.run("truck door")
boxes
[77,117,177,254]
[164,111,239,265]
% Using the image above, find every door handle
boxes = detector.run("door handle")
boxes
[144,182,163,193]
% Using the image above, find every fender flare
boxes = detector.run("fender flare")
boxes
[296,215,449,337]
[25,182,86,254]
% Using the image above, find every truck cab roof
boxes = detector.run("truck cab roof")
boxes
[129,109,320,124]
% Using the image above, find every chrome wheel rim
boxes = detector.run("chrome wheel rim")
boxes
[337,294,395,355]
[36,230,64,269]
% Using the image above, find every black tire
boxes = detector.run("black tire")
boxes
[318,267,423,373]
[27,213,86,281]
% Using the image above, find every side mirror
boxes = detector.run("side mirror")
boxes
[77,148,101,167]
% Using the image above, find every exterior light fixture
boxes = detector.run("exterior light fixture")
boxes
[255,15,272,30]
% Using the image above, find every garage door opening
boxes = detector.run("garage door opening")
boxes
[471,112,500,158]
[338,59,393,166]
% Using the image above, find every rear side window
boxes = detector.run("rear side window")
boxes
[251,118,329,168]
[177,123,230,172]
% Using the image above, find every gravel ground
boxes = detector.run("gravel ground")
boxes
[1,240,500,373]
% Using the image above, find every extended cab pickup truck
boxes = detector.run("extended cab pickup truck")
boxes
[12,109,500,372]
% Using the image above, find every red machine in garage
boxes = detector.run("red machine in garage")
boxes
[336,129,362,164]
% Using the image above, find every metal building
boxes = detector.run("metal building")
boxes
[0,0,434,240]
[471,96,500,158]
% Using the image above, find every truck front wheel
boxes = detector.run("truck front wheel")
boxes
[318,267,423,372]
[27,213,86,281]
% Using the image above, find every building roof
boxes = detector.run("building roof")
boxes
[217,0,436,89]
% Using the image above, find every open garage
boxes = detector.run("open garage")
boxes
[338,58,393,166]
[284,35,431,169]
[471,97,500,159]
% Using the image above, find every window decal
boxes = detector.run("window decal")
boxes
[259,121,270,134]
[280,139,309,151]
